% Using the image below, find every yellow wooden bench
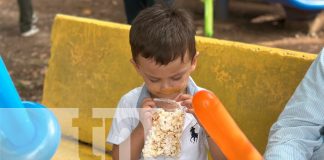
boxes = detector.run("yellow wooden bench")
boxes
[43,14,317,159]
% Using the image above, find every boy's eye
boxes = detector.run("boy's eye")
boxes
[171,76,182,81]
[149,78,160,83]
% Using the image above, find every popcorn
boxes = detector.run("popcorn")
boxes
[142,99,186,159]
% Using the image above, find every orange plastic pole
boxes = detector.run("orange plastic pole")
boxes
[192,90,263,160]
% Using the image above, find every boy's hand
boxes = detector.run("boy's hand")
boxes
[176,94,210,137]
[138,97,156,135]
[175,94,194,114]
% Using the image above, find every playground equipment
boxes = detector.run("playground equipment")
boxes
[0,57,61,160]
[204,0,229,37]
[265,0,324,11]
[193,90,263,160]
[204,0,213,37]
[264,0,324,22]
[206,0,324,37]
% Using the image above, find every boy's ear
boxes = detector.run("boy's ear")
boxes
[130,59,145,78]
[130,59,139,71]
[190,52,199,71]
[195,52,200,58]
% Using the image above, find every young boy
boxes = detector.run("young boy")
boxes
[107,4,226,160]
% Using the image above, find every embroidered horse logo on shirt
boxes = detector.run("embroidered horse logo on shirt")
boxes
[190,126,198,143]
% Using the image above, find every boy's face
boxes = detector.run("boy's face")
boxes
[132,52,198,100]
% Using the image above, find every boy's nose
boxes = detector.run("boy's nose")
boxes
[160,82,171,90]
[160,82,174,93]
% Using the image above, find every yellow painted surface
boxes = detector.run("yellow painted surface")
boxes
[43,14,317,158]
[52,136,112,160]
[193,37,317,153]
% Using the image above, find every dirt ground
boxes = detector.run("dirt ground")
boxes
[0,0,323,102]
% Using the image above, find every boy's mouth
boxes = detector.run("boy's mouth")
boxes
[160,88,182,94]
[155,89,184,99]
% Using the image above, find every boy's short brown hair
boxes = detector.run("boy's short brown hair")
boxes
[130,3,196,65]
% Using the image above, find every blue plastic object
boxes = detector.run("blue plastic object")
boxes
[0,56,61,160]
[265,0,324,10]
[0,56,35,147]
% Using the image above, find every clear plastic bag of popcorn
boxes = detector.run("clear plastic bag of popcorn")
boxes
[142,98,186,159]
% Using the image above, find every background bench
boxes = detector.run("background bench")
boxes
[43,14,317,159]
